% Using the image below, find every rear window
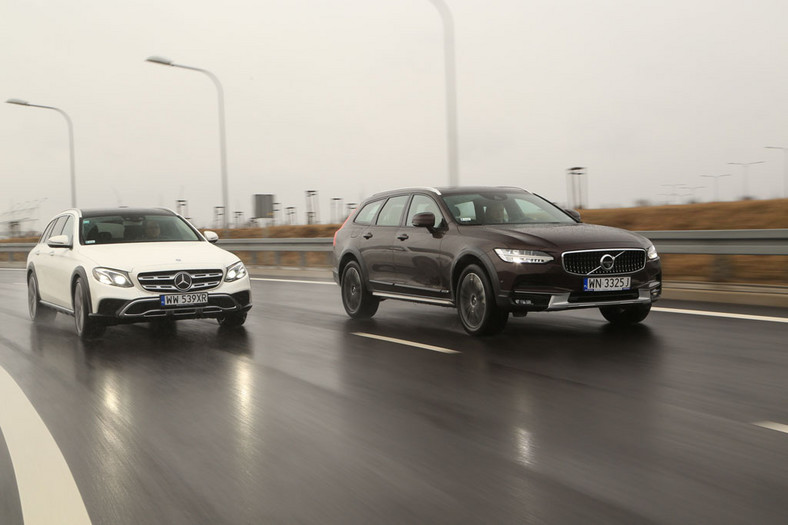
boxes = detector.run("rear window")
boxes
[80,214,201,245]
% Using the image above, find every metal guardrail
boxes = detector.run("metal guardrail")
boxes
[1,230,787,263]
[640,229,788,256]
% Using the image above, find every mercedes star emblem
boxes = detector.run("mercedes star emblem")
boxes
[174,272,193,291]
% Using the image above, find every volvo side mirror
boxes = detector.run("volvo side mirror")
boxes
[412,212,436,229]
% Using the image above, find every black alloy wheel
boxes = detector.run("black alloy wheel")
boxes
[73,277,105,339]
[218,311,247,328]
[28,271,55,323]
[457,264,508,336]
[341,261,379,319]
[599,303,652,325]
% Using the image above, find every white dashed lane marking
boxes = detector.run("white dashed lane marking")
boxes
[653,307,788,324]
[753,421,788,434]
[353,332,460,354]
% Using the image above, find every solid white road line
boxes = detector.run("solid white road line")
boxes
[252,277,335,285]
[753,421,788,434]
[652,307,788,324]
[353,332,460,354]
[0,366,92,525]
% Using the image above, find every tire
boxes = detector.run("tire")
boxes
[600,303,652,325]
[217,311,247,328]
[28,271,55,323]
[456,264,508,336]
[151,317,177,335]
[341,261,379,319]
[73,277,105,339]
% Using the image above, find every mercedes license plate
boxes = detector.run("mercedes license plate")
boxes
[160,293,209,306]
[584,277,631,291]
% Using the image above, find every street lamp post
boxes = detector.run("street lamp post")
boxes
[764,146,788,199]
[426,0,459,186]
[146,56,230,228]
[727,161,765,200]
[566,167,586,209]
[6,98,77,208]
[684,185,704,203]
[701,174,731,202]
[660,183,684,205]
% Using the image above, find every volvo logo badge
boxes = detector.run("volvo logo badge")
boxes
[174,272,193,291]
[600,254,615,271]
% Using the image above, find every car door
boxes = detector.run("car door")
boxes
[33,215,68,304]
[48,214,80,308]
[360,195,409,290]
[392,194,449,298]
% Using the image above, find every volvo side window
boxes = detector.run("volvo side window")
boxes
[406,194,444,228]
[376,196,410,227]
[354,200,384,225]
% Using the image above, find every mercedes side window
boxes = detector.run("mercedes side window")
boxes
[48,216,68,240]
[375,195,410,227]
[60,215,75,245]
[406,195,444,228]
[39,219,57,244]
[354,200,384,225]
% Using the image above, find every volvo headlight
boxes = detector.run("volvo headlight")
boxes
[225,261,248,282]
[647,245,659,260]
[494,249,554,264]
[92,267,133,287]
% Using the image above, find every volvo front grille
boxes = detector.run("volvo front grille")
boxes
[562,249,646,275]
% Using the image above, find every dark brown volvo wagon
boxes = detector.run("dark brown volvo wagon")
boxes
[333,187,661,335]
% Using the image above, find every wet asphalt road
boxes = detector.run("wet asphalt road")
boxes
[1,268,787,524]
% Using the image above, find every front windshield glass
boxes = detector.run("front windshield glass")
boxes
[80,214,201,245]
[441,192,576,225]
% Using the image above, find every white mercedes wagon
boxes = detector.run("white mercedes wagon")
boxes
[27,208,252,339]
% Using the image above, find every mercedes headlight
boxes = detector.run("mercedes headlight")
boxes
[494,249,554,264]
[225,261,248,282]
[647,245,659,260]
[92,267,133,287]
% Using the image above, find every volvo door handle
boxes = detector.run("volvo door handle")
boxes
[397,234,409,241]
[362,232,373,239]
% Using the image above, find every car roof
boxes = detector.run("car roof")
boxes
[368,186,531,199]
[78,207,177,218]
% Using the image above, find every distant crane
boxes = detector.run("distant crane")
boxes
[0,199,46,237]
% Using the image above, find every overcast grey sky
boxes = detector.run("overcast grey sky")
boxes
[2,0,787,229]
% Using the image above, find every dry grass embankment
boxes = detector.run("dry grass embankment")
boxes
[3,200,786,284]
[580,199,788,285]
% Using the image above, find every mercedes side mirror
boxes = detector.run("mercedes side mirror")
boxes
[203,231,219,243]
[47,235,72,248]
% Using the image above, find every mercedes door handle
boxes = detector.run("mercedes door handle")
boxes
[397,234,409,241]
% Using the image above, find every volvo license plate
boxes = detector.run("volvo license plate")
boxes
[584,277,631,291]
[160,293,209,306]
